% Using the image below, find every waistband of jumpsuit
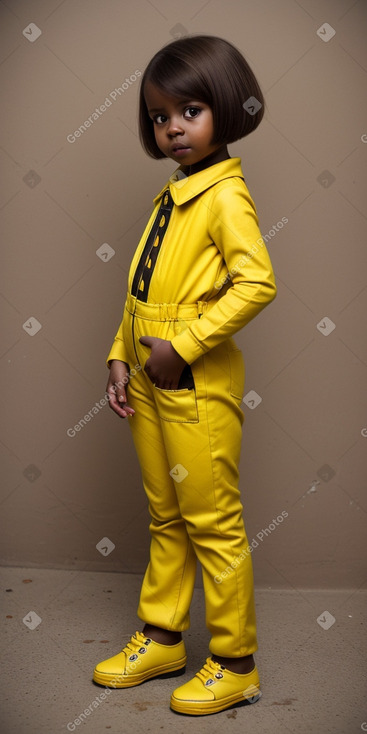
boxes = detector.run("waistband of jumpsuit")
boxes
[125,291,212,321]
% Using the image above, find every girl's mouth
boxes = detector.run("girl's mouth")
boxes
[171,146,191,156]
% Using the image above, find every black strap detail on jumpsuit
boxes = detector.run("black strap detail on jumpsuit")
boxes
[131,189,174,302]
[130,187,194,390]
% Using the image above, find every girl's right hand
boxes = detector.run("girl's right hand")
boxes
[106,360,136,419]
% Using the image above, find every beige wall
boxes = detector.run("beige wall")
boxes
[1,0,366,590]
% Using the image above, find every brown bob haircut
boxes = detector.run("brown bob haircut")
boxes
[138,35,265,159]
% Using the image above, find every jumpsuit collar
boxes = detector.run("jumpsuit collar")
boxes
[152,157,244,207]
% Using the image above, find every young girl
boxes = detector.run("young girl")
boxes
[93,35,277,716]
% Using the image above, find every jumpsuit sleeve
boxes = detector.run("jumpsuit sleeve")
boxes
[170,182,277,365]
[106,314,130,367]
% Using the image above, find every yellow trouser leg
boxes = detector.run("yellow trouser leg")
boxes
[127,367,197,632]
[124,307,258,657]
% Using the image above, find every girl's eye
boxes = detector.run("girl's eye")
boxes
[152,107,201,124]
[184,106,201,119]
[153,114,167,124]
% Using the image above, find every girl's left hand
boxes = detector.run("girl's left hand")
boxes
[139,335,187,390]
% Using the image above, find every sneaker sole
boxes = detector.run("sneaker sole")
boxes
[170,688,261,715]
[93,659,187,688]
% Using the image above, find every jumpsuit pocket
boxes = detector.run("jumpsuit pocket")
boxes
[153,367,198,423]
[228,348,245,402]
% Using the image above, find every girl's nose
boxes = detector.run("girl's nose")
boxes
[166,116,184,136]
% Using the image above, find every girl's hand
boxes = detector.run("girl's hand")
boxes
[139,336,187,390]
[106,360,135,419]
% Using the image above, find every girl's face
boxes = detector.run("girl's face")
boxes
[144,81,223,168]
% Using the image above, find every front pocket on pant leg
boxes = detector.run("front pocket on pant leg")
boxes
[153,384,199,423]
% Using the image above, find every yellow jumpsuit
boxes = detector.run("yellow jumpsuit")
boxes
[107,157,277,657]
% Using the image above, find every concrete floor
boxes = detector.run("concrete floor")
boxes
[1,567,366,734]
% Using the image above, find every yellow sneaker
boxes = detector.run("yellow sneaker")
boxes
[93,630,187,688]
[170,657,261,715]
